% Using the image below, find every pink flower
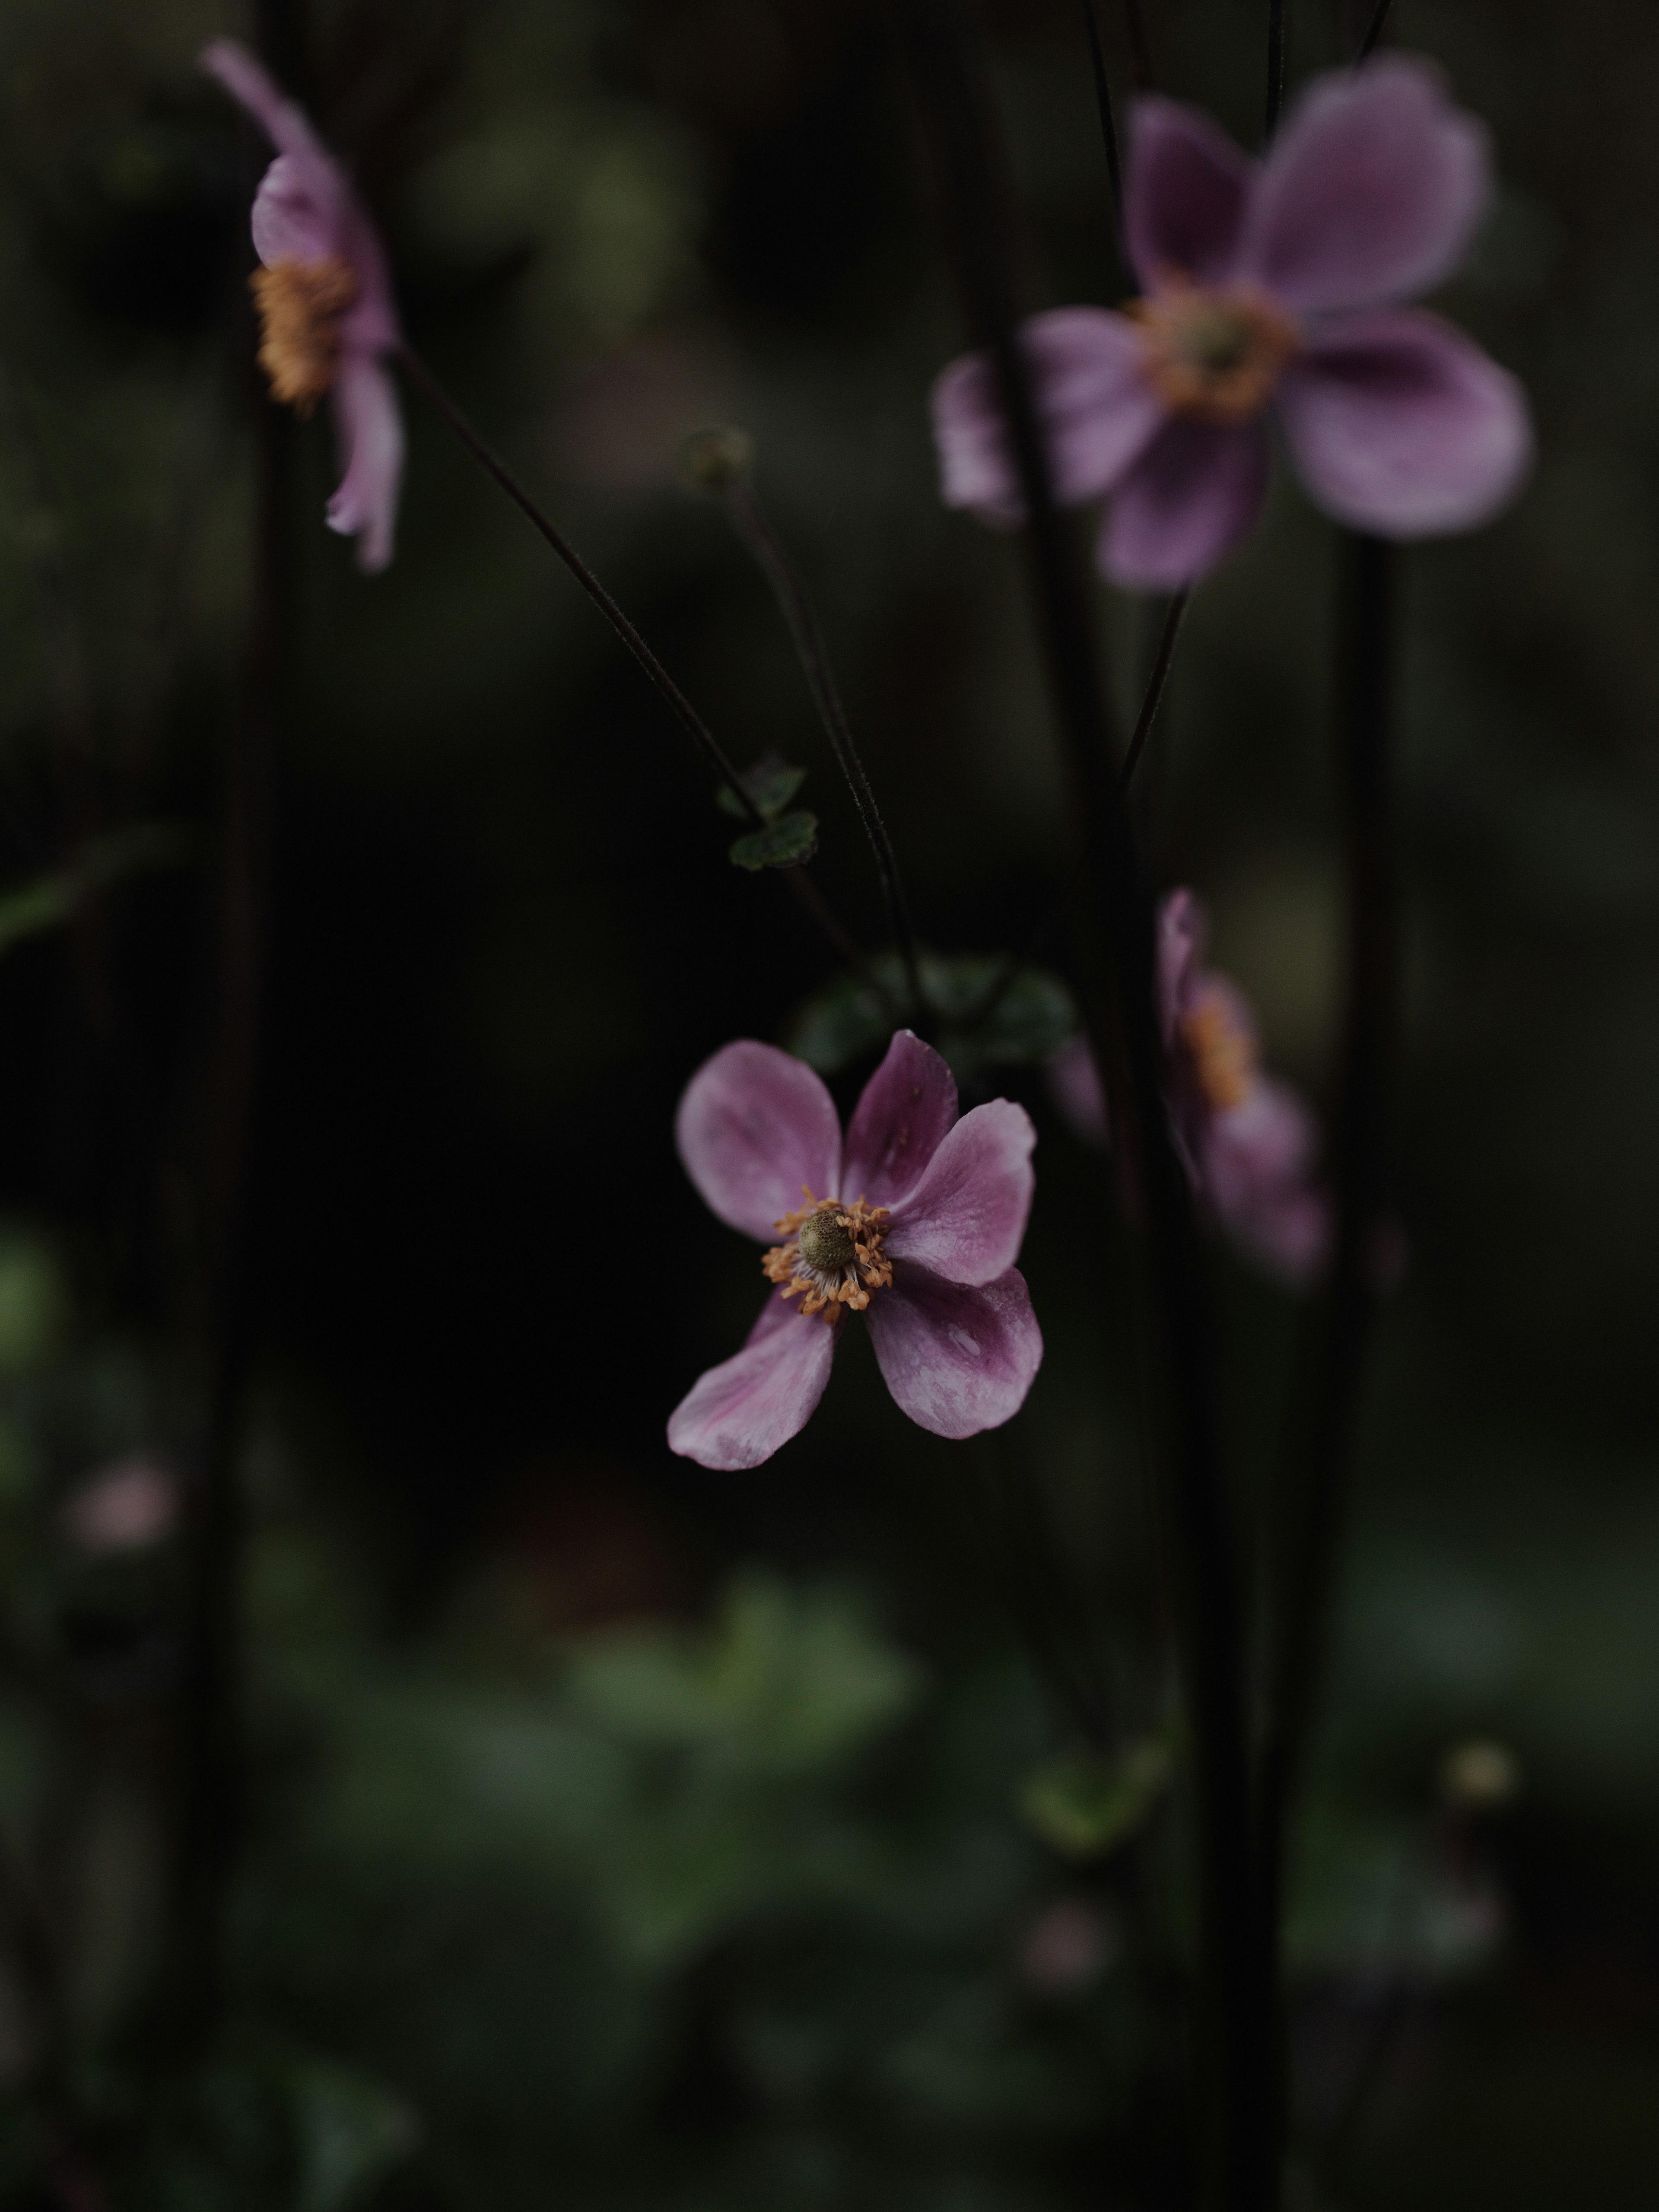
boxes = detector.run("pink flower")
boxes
[60,1453,180,1553]
[201,39,404,572]
[1049,891,1330,1287]
[932,57,1532,588]
[669,1030,1043,1470]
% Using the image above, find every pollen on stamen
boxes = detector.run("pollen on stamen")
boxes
[250,256,359,416]
[1181,992,1257,1112]
[763,1189,893,1324]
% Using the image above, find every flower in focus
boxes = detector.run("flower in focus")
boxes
[669,1030,1042,1471]
[1049,891,1330,1287]
[932,57,1532,588]
[201,38,404,572]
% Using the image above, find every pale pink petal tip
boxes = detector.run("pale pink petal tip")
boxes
[199,38,324,161]
[326,359,405,572]
[867,1265,1043,1440]
[668,1296,836,1471]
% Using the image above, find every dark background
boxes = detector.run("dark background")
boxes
[0,0,1654,2206]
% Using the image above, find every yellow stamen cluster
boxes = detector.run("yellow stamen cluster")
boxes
[1129,279,1300,425]
[1180,989,1257,1113]
[763,1189,893,1324]
[250,256,358,415]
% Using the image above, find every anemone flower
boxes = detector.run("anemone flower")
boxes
[932,57,1532,589]
[201,38,404,572]
[669,1030,1042,1471]
[1049,891,1329,1287]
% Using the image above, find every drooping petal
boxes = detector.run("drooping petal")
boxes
[841,1030,958,1211]
[931,309,1165,525]
[1238,57,1490,315]
[667,1294,836,1470]
[1126,96,1255,289]
[868,1265,1042,1440]
[200,38,326,161]
[1275,308,1532,537]
[326,357,405,573]
[1099,417,1271,590]
[885,1100,1036,1287]
[675,1040,842,1243]
[1202,1080,1331,1289]
[249,147,349,267]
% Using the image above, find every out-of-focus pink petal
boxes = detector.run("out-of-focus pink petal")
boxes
[841,1030,959,1211]
[1275,308,1532,536]
[326,357,405,573]
[931,309,1165,524]
[868,1265,1042,1440]
[1126,96,1255,289]
[1098,416,1271,589]
[1238,57,1490,315]
[1204,1078,1331,1287]
[250,148,347,266]
[1156,888,1207,1043]
[200,38,325,160]
[885,1100,1036,1286]
[338,202,401,354]
[675,1041,842,1243]
[1046,1036,1109,1148]
[667,1295,836,1469]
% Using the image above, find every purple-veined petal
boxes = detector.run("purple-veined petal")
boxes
[675,1040,842,1243]
[885,1100,1035,1286]
[1126,96,1255,289]
[1238,57,1491,315]
[841,1030,959,1211]
[1099,417,1271,590]
[1275,308,1532,536]
[868,1265,1042,1440]
[931,309,1165,524]
[200,38,326,161]
[667,1294,836,1470]
[326,356,405,573]
[250,148,348,267]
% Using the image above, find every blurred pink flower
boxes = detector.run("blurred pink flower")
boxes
[670,1030,1042,1470]
[61,1453,179,1553]
[1049,890,1330,1287]
[201,39,404,572]
[932,57,1532,588]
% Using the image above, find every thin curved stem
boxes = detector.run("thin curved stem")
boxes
[1077,0,1126,254]
[722,482,925,1015]
[1354,0,1393,61]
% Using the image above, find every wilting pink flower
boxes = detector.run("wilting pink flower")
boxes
[1049,891,1329,1286]
[669,1030,1042,1470]
[201,39,404,572]
[933,57,1532,588]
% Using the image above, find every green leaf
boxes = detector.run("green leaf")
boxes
[286,2055,420,2212]
[728,809,818,872]
[1018,1737,1174,1861]
[0,821,192,962]
[786,951,1077,1077]
[716,753,807,822]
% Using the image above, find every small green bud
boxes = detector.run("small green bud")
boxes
[678,423,754,495]
[797,1208,855,1273]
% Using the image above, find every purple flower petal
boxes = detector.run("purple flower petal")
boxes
[841,1030,959,1211]
[249,148,348,267]
[326,358,405,573]
[1203,1080,1331,1289]
[1126,96,1255,289]
[200,39,325,161]
[1157,887,1207,1044]
[931,309,1164,524]
[885,1100,1036,1286]
[868,1265,1042,1440]
[1275,308,1532,536]
[1238,57,1490,315]
[667,1294,836,1470]
[1098,417,1271,589]
[1046,1036,1108,1148]
[676,1041,842,1243]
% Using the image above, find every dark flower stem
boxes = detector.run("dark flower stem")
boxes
[966,587,1188,1036]
[397,346,883,993]
[720,482,925,1014]
[1265,0,1290,140]
[1077,0,1126,247]
[901,9,1270,2206]
[1354,0,1394,61]
[1259,528,1396,2162]
[1122,0,1155,90]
